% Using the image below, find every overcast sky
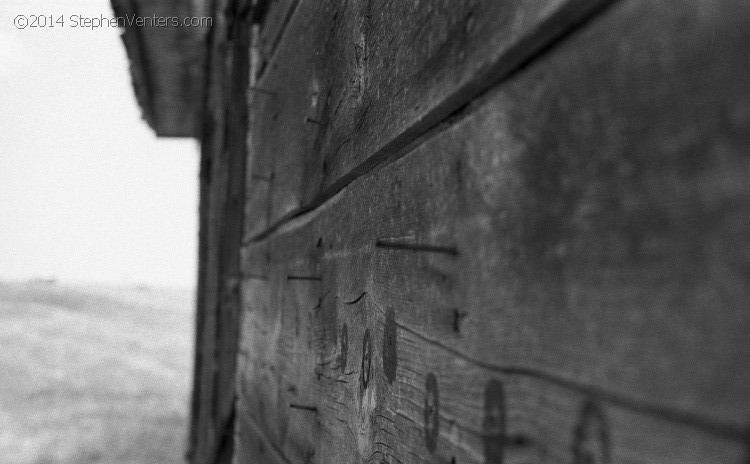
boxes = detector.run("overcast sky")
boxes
[0,0,199,288]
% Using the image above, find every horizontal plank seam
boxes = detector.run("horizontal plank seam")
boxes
[244,0,618,245]
[392,319,749,443]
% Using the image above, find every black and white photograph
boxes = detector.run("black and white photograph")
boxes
[1,0,749,463]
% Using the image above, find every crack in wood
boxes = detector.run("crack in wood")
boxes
[242,0,619,247]
[390,320,749,442]
[344,292,368,305]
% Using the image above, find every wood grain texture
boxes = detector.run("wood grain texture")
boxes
[236,0,750,462]
[242,0,614,239]
[189,2,249,463]
[237,301,747,464]
[112,0,207,136]
[215,2,251,436]
[251,0,299,76]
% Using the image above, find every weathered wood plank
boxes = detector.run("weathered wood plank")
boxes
[251,0,299,75]
[213,3,251,435]
[236,267,748,464]
[235,403,294,464]
[243,0,614,238]
[190,2,248,463]
[112,0,207,136]
[192,111,227,463]
[236,0,750,460]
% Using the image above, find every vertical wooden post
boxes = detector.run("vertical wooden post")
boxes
[189,1,250,463]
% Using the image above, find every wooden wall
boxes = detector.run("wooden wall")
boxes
[189,1,250,462]
[190,0,750,463]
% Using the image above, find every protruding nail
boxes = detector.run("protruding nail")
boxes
[289,403,318,412]
[304,116,324,126]
[287,275,322,281]
[453,309,467,333]
[375,239,458,256]
[249,86,275,95]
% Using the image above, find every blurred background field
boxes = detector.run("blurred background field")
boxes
[1,1,199,462]
[0,280,194,464]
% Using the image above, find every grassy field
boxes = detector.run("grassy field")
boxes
[0,281,195,464]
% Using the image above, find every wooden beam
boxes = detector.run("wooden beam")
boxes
[236,0,750,461]
[243,0,615,239]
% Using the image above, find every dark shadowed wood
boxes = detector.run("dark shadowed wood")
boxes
[235,0,750,462]
[242,0,615,238]
[189,2,250,463]
[191,76,226,464]
[213,6,251,464]
[112,0,207,136]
